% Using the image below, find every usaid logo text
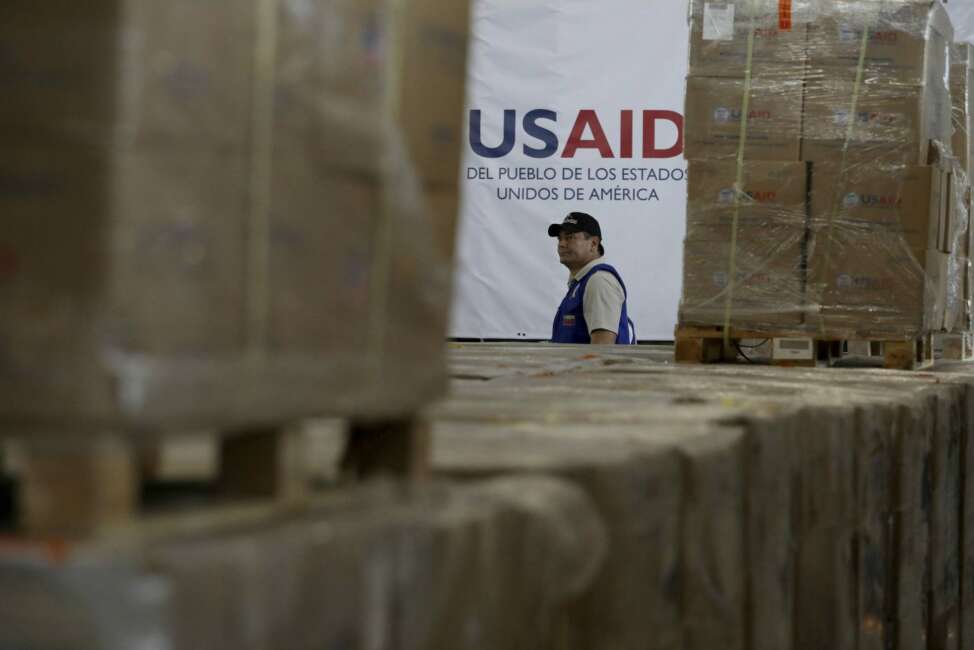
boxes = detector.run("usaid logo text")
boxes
[843,192,900,209]
[718,188,777,204]
[832,110,898,127]
[837,25,898,43]
[469,109,684,159]
[713,107,772,124]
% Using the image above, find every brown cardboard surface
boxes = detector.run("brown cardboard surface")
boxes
[801,78,946,165]
[968,47,974,183]
[686,160,807,238]
[399,0,472,184]
[684,74,803,162]
[806,2,936,86]
[680,228,805,329]
[806,161,941,334]
[805,232,929,335]
[951,44,970,175]
[687,0,807,79]
[426,189,461,260]
[0,0,468,430]
[0,1,255,149]
[809,162,938,262]
[0,0,470,184]
[276,0,471,183]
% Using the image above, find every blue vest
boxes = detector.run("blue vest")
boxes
[551,263,632,344]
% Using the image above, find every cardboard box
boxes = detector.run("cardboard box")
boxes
[0,0,471,184]
[808,162,941,261]
[683,73,804,162]
[0,0,469,431]
[966,192,974,329]
[805,232,931,335]
[0,1,255,149]
[687,0,807,79]
[801,77,950,165]
[426,188,461,260]
[680,227,805,329]
[950,43,971,175]
[275,0,471,183]
[805,161,951,334]
[806,1,952,86]
[686,160,807,238]
[399,0,473,185]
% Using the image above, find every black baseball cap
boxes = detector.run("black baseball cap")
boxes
[548,212,604,255]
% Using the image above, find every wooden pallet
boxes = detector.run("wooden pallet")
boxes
[937,332,974,361]
[4,417,429,539]
[674,325,935,371]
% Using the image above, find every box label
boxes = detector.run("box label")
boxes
[779,0,792,31]
[773,338,813,360]
[703,3,735,42]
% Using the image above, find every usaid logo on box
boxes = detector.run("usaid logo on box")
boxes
[713,107,772,124]
[843,192,861,208]
[718,188,777,204]
[842,192,901,209]
[832,110,899,127]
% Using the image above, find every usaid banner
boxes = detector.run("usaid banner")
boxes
[450,0,691,341]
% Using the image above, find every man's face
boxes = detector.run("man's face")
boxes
[557,230,599,268]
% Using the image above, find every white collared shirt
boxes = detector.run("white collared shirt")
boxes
[568,257,625,335]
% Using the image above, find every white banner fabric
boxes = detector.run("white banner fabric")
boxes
[449,0,691,341]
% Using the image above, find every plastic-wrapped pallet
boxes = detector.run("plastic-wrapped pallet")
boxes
[0,476,606,650]
[679,0,964,340]
[802,1,958,336]
[0,0,470,432]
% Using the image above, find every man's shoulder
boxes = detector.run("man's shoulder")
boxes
[585,262,623,284]
[585,268,625,298]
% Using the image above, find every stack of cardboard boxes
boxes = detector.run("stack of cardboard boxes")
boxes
[804,0,955,336]
[0,0,471,430]
[949,42,974,331]
[681,0,810,329]
[680,0,966,339]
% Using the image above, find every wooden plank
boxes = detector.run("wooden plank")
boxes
[340,418,431,480]
[941,333,974,361]
[218,427,308,501]
[17,436,137,538]
[884,340,920,370]
[674,336,724,364]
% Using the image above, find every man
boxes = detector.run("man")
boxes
[548,212,633,344]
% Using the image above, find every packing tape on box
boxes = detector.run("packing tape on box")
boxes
[818,27,870,334]
[721,18,758,348]
[246,0,279,357]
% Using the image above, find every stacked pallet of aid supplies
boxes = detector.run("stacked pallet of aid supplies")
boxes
[677,0,972,370]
